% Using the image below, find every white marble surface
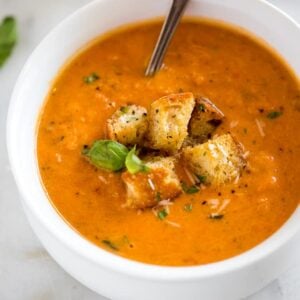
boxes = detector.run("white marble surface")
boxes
[0,1,300,299]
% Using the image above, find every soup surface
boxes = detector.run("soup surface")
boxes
[37,20,300,266]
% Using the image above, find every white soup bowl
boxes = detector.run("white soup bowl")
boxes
[7,0,300,299]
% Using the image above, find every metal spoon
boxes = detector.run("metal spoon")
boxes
[145,0,189,77]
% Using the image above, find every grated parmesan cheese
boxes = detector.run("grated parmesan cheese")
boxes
[147,178,155,191]
[217,199,231,213]
[183,167,196,185]
[230,120,239,128]
[208,199,220,209]
[255,118,265,137]
[233,174,240,184]
[243,151,250,159]
[165,220,181,228]
[98,175,108,184]
[158,199,173,206]
[55,153,62,163]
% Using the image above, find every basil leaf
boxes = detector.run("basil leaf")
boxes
[198,104,206,112]
[84,140,128,171]
[157,209,168,220]
[184,203,193,212]
[120,106,129,113]
[267,111,282,119]
[155,191,161,202]
[181,182,199,194]
[125,146,149,174]
[196,174,206,184]
[102,239,119,251]
[0,16,17,68]
[83,72,99,84]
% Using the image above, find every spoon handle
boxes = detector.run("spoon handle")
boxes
[145,0,189,77]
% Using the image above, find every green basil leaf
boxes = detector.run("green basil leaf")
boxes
[196,174,206,184]
[155,191,161,202]
[181,182,199,194]
[84,140,128,171]
[120,106,129,113]
[0,16,17,68]
[101,239,119,251]
[198,103,206,112]
[267,111,282,119]
[125,146,149,174]
[184,203,193,212]
[157,208,168,220]
[83,72,100,84]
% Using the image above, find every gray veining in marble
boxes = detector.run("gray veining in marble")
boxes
[0,1,299,299]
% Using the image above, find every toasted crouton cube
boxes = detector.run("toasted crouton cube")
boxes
[182,136,198,148]
[121,157,181,209]
[147,93,195,153]
[107,105,148,146]
[189,97,224,142]
[182,134,246,185]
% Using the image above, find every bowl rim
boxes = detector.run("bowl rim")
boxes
[6,0,300,281]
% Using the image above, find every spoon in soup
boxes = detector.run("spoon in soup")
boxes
[145,0,189,77]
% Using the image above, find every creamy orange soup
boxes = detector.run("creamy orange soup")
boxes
[37,20,300,266]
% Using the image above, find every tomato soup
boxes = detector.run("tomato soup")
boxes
[37,20,300,266]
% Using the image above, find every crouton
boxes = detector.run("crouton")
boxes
[107,105,148,146]
[147,93,195,153]
[182,134,246,185]
[189,97,224,143]
[121,157,181,209]
[182,136,198,148]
